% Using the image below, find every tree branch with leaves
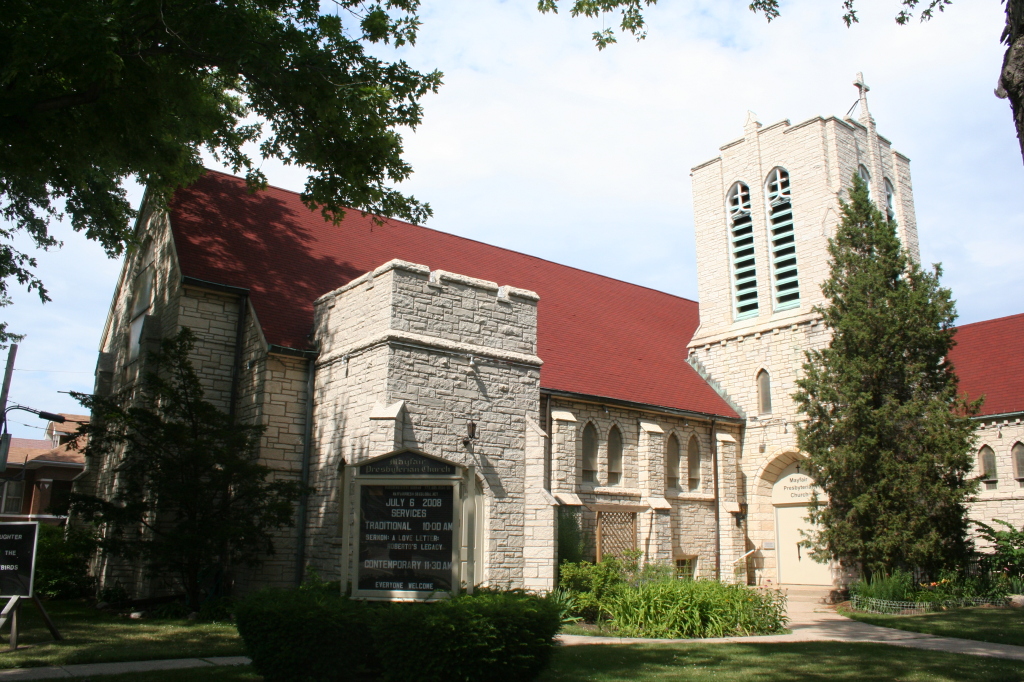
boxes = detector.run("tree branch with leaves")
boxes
[70,328,309,607]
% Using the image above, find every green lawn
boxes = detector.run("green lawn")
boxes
[68,642,1024,682]
[842,606,1024,647]
[0,600,245,669]
[539,642,1024,681]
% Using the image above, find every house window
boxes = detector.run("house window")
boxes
[765,168,800,310]
[582,423,598,483]
[727,182,759,319]
[687,435,702,492]
[884,178,896,222]
[666,433,680,490]
[1015,443,1024,488]
[607,426,623,486]
[757,369,772,415]
[128,246,156,362]
[675,557,697,580]
[1,480,24,514]
[980,445,997,490]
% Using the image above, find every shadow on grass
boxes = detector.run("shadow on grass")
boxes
[0,600,244,669]
[541,641,1024,682]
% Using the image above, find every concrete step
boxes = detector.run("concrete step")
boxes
[778,584,839,604]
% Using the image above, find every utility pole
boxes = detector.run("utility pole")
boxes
[0,344,17,472]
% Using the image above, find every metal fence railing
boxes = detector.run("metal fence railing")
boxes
[850,594,1007,616]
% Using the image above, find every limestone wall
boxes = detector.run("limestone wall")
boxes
[309,259,548,591]
[969,417,1024,544]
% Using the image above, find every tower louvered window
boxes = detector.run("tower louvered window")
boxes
[727,182,758,319]
[765,168,800,309]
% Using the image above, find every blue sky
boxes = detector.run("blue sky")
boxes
[3,0,1022,438]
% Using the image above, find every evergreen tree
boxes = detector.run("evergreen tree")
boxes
[794,174,980,578]
[71,328,308,607]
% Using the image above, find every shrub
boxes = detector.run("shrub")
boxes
[235,588,378,682]
[372,589,561,682]
[557,557,624,622]
[976,519,1024,576]
[603,580,788,638]
[34,523,96,599]
[236,588,560,682]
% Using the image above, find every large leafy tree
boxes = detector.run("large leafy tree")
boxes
[545,0,1024,165]
[793,174,980,578]
[0,0,440,342]
[71,328,308,607]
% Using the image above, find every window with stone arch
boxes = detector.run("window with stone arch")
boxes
[687,435,702,492]
[581,423,598,484]
[884,178,896,223]
[764,168,800,310]
[979,445,998,490]
[727,182,759,319]
[1014,442,1024,487]
[128,242,157,362]
[665,433,680,490]
[607,425,623,486]
[756,369,772,415]
[858,164,871,196]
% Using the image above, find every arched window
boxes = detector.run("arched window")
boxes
[582,423,598,483]
[128,243,156,362]
[765,168,800,309]
[858,164,871,197]
[757,369,772,415]
[980,445,997,490]
[687,435,702,492]
[607,426,623,486]
[727,182,759,319]
[1014,442,1024,486]
[884,178,896,222]
[666,434,680,490]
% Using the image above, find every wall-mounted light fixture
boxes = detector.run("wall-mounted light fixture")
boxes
[463,420,478,447]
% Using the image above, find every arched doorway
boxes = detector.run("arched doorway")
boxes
[771,460,832,586]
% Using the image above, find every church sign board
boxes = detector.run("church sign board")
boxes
[0,522,38,598]
[351,451,468,600]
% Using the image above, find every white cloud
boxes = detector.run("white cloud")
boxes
[2,0,1020,436]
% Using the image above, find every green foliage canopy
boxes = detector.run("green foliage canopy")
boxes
[794,174,980,577]
[0,0,440,342]
[71,328,308,607]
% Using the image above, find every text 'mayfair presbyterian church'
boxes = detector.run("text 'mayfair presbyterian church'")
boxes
[81,76,1024,596]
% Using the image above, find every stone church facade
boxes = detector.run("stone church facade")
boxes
[79,78,1024,596]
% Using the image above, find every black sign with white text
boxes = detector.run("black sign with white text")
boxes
[0,522,37,597]
[358,485,454,593]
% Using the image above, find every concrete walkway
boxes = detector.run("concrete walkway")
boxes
[0,656,251,680]
[559,592,1024,662]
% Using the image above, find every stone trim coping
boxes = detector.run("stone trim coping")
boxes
[542,389,744,424]
[689,311,822,350]
[975,412,1024,424]
[316,329,543,370]
[665,491,716,502]
[315,258,539,305]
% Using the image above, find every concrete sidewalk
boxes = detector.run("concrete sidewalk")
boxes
[559,596,1024,662]
[0,656,251,680]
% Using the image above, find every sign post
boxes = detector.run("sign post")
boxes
[0,522,61,649]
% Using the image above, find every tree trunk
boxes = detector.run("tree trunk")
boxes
[1000,0,1024,166]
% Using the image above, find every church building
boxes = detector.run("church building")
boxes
[80,77,1024,597]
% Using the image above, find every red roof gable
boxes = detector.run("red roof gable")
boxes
[950,313,1024,417]
[168,170,738,419]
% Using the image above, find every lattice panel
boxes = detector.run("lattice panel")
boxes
[597,511,636,560]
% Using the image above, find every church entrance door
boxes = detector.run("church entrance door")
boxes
[774,505,832,585]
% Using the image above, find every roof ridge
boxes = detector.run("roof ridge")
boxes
[197,168,701,306]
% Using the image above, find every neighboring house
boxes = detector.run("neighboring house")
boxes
[1,414,88,523]
[79,78,1022,598]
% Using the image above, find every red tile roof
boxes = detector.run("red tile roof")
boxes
[169,170,738,419]
[950,313,1024,417]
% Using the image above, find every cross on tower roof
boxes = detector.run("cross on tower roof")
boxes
[854,72,873,124]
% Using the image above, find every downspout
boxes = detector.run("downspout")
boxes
[544,394,552,491]
[712,418,720,580]
[228,292,249,421]
[294,359,315,586]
